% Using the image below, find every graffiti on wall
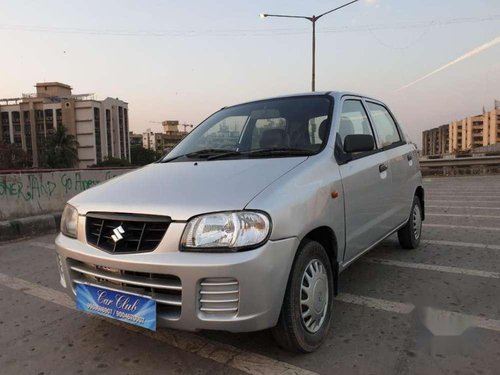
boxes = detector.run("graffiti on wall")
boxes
[0,171,121,202]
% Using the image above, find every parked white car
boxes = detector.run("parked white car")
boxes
[56,92,424,352]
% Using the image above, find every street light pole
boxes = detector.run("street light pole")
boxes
[260,0,359,92]
[312,17,316,92]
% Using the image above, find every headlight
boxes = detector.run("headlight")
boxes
[181,211,271,251]
[61,204,78,238]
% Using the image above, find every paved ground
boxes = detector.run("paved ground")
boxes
[1,175,500,375]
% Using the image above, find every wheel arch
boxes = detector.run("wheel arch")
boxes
[301,226,339,296]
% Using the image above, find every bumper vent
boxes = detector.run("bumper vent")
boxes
[86,212,170,254]
[199,278,239,315]
[68,259,181,320]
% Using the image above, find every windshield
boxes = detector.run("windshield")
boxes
[161,96,332,161]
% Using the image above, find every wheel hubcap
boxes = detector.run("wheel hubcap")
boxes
[412,205,422,240]
[300,259,329,333]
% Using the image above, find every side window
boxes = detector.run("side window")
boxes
[366,102,401,148]
[339,100,375,151]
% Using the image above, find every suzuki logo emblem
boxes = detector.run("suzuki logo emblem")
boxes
[111,226,125,243]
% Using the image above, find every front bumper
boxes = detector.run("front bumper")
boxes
[55,229,298,333]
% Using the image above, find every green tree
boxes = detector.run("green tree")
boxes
[0,143,29,169]
[90,157,131,168]
[130,145,160,166]
[39,125,79,168]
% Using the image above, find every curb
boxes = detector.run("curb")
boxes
[0,213,62,242]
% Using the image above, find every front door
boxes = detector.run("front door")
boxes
[337,98,394,263]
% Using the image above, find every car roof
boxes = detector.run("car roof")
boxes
[223,91,384,109]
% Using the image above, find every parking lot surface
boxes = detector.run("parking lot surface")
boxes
[1,175,499,375]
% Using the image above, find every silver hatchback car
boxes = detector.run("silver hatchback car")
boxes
[55,92,424,352]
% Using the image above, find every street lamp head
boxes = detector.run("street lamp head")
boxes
[259,13,268,18]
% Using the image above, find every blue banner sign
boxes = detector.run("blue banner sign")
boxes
[76,283,156,331]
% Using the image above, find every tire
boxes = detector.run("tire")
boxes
[271,240,334,353]
[398,195,423,249]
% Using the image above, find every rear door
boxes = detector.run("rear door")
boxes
[337,98,394,263]
[364,100,413,227]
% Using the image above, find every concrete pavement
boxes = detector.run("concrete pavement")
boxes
[1,175,499,374]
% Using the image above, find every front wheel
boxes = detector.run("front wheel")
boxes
[398,196,423,249]
[272,240,334,352]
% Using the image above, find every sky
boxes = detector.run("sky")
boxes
[0,0,499,147]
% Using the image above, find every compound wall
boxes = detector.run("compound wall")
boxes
[0,168,134,220]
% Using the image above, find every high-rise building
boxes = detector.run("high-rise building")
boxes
[422,124,449,156]
[421,102,500,156]
[0,82,130,168]
[449,109,500,153]
[485,106,500,146]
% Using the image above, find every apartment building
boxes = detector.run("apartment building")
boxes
[421,102,500,156]
[449,108,500,153]
[0,82,130,168]
[422,124,449,156]
[129,131,143,147]
[142,129,156,150]
[485,106,500,145]
[449,119,464,153]
[142,120,187,154]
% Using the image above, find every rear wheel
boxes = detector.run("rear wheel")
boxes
[272,240,334,352]
[398,196,422,249]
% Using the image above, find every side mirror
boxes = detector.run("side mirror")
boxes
[343,134,375,153]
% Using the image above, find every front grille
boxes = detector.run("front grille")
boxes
[68,259,182,320]
[86,212,171,253]
[199,277,239,316]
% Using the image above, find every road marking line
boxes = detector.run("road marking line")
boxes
[426,192,500,195]
[0,272,74,308]
[427,187,500,189]
[363,258,500,279]
[423,223,500,231]
[427,192,500,195]
[426,213,500,219]
[424,176,500,180]
[422,239,500,250]
[28,241,55,250]
[423,306,500,333]
[0,272,318,375]
[425,197,500,202]
[428,199,500,203]
[425,188,500,191]
[427,205,500,210]
[336,293,415,314]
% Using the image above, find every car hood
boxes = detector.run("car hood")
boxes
[69,158,307,220]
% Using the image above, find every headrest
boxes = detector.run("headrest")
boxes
[260,128,287,148]
[318,119,329,141]
[339,116,355,140]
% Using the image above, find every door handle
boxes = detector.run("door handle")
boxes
[379,163,388,173]
[406,153,413,161]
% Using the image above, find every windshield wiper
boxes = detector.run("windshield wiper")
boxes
[207,147,314,160]
[160,149,237,163]
[206,150,242,160]
[248,147,315,156]
[162,147,315,163]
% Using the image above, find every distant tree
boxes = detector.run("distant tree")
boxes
[90,157,131,168]
[0,143,29,169]
[130,145,160,166]
[39,125,79,168]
